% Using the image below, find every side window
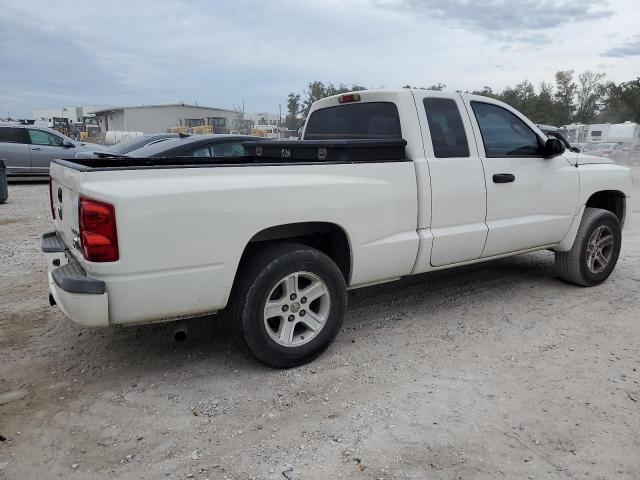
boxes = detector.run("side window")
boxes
[189,146,212,157]
[471,102,540,157]
[211,142,244,157]
[0,127,27,144]
[28,130,64,147]
[423,98,469,158]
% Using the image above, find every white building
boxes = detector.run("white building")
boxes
[32,105,111,125]
[245,112,282,126]
[93,103,241,134]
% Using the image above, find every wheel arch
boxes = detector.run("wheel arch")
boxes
[237,222,352,285]
[585,190,626,228]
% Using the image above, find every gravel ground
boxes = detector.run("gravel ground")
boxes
[1,172,639,480]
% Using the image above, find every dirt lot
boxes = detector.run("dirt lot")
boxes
[1,172,639,480]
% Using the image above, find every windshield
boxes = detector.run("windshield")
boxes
[127,137,188,157]
[108,136,150,154]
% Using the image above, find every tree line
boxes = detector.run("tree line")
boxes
[285,72,640,129]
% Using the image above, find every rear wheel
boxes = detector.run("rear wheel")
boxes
[555,207,621,286]
[233,243,347,368]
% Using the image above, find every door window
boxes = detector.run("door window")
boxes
[28,129,64,146]
[211,142,244,157]
[190,146,212,157]
[423,98,469,158]
[0,127,27,144]
[471,102,540,157]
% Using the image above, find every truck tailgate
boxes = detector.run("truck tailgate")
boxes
[49,163,83,259]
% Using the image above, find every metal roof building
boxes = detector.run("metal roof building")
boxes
[93,103,241,134]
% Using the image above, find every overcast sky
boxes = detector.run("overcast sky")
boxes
[1,0,638,117]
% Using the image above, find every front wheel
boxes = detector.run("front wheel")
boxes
[233,243,347,368]
[555,207,622,286]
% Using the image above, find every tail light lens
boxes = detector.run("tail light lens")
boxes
[78,196,119,262]
[48,177,55,219]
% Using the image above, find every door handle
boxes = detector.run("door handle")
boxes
[493,173,515,183]
[31,147,42,151]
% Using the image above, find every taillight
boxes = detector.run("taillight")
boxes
[338,93,361,103]
[78,196,119,262]
[48,177,55,219]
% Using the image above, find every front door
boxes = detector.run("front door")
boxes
[415,92,488,266]
[466,99,579,257]
[27,129,76,174]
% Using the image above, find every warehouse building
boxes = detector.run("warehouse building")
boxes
[93,103,241,134]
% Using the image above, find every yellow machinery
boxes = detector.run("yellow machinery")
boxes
[167,125,215,135]
[190,125,213,134]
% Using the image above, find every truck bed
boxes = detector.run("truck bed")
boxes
[55,139,408,171]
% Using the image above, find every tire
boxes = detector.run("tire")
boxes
[555,207,622,286]
[232,243,347,368]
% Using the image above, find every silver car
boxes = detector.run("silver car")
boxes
[0,123,107,176]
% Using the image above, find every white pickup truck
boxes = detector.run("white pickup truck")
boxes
[43,89,632,367]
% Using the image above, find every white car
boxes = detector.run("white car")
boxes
[43,90,632,367]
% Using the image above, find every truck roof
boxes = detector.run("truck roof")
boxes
[309,89,507,113]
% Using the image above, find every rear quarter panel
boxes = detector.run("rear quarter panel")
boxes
[59,162,419,324]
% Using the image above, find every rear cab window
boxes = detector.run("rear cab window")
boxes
[304,102,401,140]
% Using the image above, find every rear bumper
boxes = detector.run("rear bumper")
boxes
[42,232,109,327]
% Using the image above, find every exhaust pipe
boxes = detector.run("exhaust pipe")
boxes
[173,321,187,342]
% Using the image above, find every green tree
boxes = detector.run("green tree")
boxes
[401,83,446,90]
[471,86,497,98]
[574,71,606,124]
[300,81,367,117]
[427,82,446,91]
[285,92,301,130]
[598,78,640,123]
[533,82,557,125]
[554,70,577,125]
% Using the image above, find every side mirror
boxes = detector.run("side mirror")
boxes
[543,138,565,158]
[62,140,74,148]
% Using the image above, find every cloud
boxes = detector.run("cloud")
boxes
[0,12,133,114]
[0,0,637,118]
[374,0,613,41]
[602,36,640,57]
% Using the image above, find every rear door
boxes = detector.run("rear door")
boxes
[465,98,579,257]
[414,92,487,266]
[0,127,31,174]
[27,128,76,174]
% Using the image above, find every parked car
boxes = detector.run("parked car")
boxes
[107,133,180,155]
[43,90,632,368]
[0,123,107,176]
[629,144,640,163]
[579,143,600,154]
[592,142,625,161]
[125,134,263,158]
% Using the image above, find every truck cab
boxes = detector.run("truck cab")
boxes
[304,90,584,267]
